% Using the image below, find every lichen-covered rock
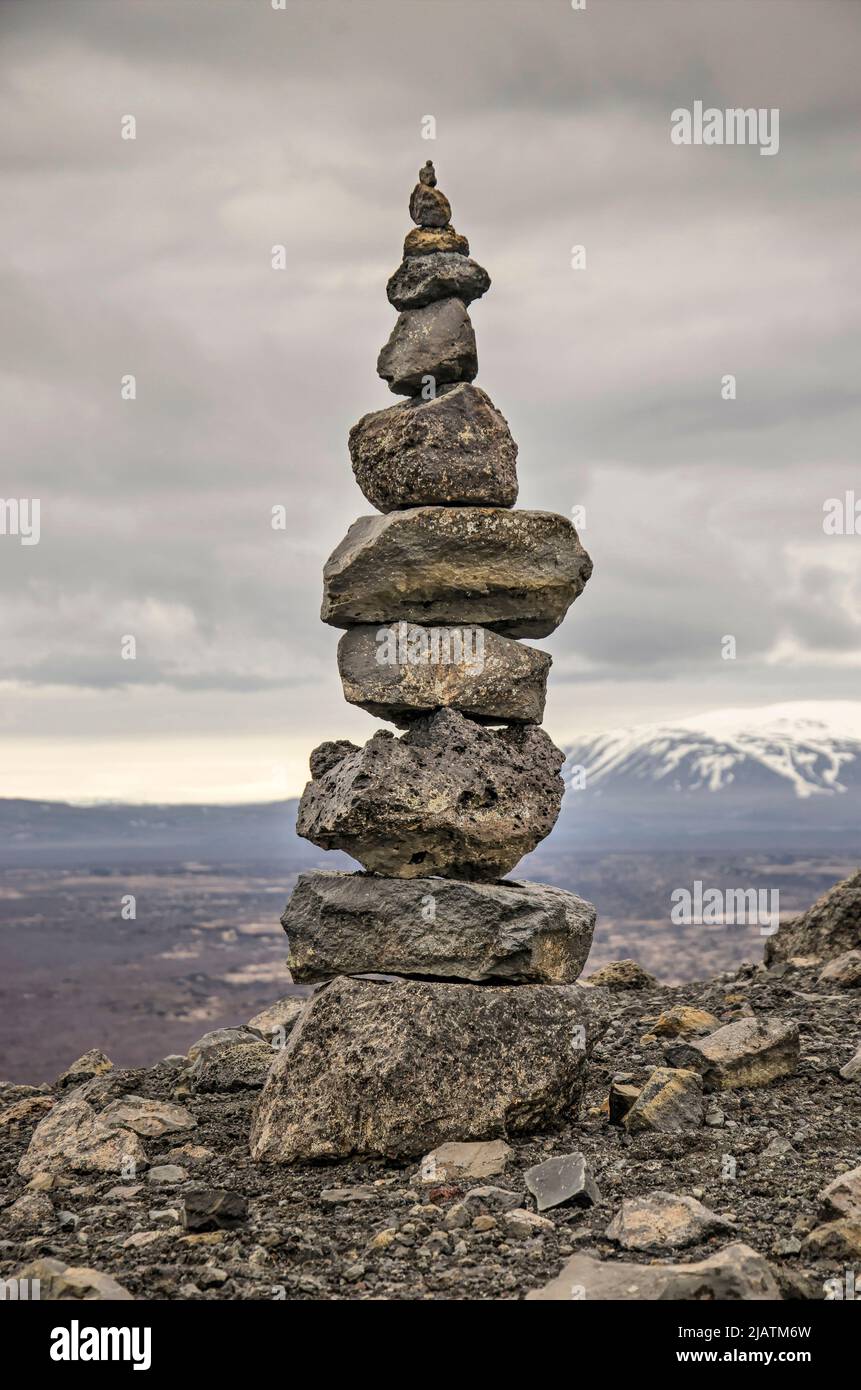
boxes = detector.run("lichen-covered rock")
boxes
[11,1257,134,1301]
[387,253,490,311]
[97,1096,196,1139]
[525,1243,781,1301]
[348,383,516,512]
[404,225,469,258]
[295,709,566,880]
[189,1039,274,1093]
[765,869,861,965]
[409,181,451,228]
[246,996,307,1041]
[321,507,592,638]
[818,949,861,987]
[665,1017,800,1091]
[57,1049,113,1088]
[337,623,548,726]
[623,1067,704,1134]
[584,959,657,991]
[17,1093,148,1179]
[606,1191,733,1251]
[281,870,596,983]
[377,297,477,396]
[250,975,598,1163]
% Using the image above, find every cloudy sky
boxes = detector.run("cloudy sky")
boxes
[2,0,860,802]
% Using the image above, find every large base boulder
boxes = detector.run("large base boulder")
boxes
[377,297,477,395]
[525,1243,781,1301]
[249,975,598,1162]
[321,506,592,638]
[348,383,517,512]
[765,869,861,966]
[282,870,596,983]
[295,708,565,880]
[337,622,549,726]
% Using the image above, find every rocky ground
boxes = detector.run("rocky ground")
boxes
[1,945,859,1301]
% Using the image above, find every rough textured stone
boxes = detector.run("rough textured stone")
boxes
[4,1191,55,1229]
[282,870,595,983]
[584,959,657,991]
[606,1191,733,1251]
[404,225,469,258]
[17,1093,148,1179]
[98,1096,196,1139]
[644,1005,720,1039]
[525,1243,781,1301]
[803,1219,861,1258]
[609,1080,641,1126]
[338,623,548,727]
[57,1049,113,1088]
[623,1067,704,1134]
[765,869,861,965]
[250,975,598,1163]
[387,253,490,310]
[182,1190,248,1232]
[820,1164,861,1220]
[409,181,451,228]
[377,297,477,395]
[12,1257,134,1301]
[321,506,592,638]
[818,949,861,987]
[189,1039,274,1093]
[418,1140,512,1183]
[525,1153,601,1212]
[186,1027,262,1064]
[348,383,517,512]
[840,1047,861,1081]
[246,996,307,1041]
[295,710,566,881]
[665,1017,800,1091]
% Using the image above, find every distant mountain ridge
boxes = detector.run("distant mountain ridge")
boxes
[558,702,861,852]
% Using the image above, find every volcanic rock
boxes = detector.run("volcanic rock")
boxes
[765,869,861,965]
[189,1039,274,1093]
[584,959,657,991]
[348,383,517,512]
[377,298,477,395]
[623,1067,704,1134]
[665,1017,800,1091]
[606,1191,733,1251]
[98,1096,196,1139]
[820,1164,861,1220]
[338,623,548,726]
[409,167,451,227]
[250,975,598,1163]
[295,709,566,880]
[281,871,596,983]
[525,1243,781,1301]
[418,1140,512,1183]
[524,1153,601,1212]
[404,226,469,258]
[321,506,592,638]
[818,949,861,987]
[387,253,490,310]
[17,1093,148,1180]
[57,1049,113,1088]
[246,997,307,1041]
[12,1257,134,1301]
[182,1190,248,1232]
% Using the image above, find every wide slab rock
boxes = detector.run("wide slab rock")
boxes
[348,383,517,512]
[281,870,596,983]
[18,1092,148,1179]
[295,709,565,880]
[377,297,478,395]
[525,1243,781,1301]
[338,623,549,726]
[321,507,592,638]
[387,253,490,310]
[665,1017,799,1091]
[250,975,597,1163]
[765,868,861,966]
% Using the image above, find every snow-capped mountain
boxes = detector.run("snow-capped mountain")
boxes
[557,703,861,851]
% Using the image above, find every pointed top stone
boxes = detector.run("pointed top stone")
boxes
[410,162,451,228]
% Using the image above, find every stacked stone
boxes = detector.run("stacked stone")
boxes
[251,164,598,1164]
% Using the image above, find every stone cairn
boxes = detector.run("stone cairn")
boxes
[251,162,598,1164]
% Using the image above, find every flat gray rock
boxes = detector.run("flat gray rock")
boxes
[387,253,490,310]
[348,383,516,512]
[295,709,566,880]
[377,297,477,395]
[282,870,596,983]
[524,1153,601,1212]
[321,506,592,639]
[525,1243,781,1301]
[337,623,549,727]
[250,975,597,1163]
[665,1017,800,1091]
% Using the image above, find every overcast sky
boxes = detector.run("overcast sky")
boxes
[2,0,860,802]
